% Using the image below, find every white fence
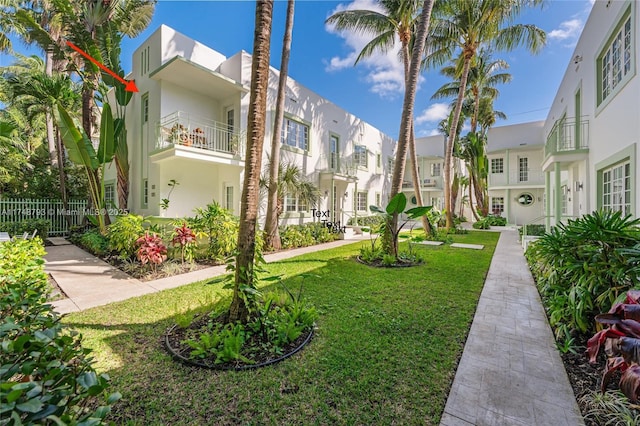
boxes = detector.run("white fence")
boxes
[0,198,89,236]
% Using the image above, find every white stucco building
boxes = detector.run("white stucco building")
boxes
[542,0,638,229]
[105,25,395,226]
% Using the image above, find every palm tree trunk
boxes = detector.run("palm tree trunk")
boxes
[55,128,72,227]
[444,55,473,230]
[264,0,294,252]
[45,49,57,167]
[229,0,274,323]
[387,0,434,257]
[468,172,479,221]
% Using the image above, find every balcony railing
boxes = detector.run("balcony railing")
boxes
[545,117,589,157]
[318,154,358,177]
[156,111,245,157]
[488,170,544,186]
[402,178,440,189]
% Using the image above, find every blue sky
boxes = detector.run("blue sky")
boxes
[3,0,595,139]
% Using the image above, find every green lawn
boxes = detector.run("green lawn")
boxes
[64,231,500,425]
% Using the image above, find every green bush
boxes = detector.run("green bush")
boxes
[347,215,385,227]
[472,215,506,229]
[518,224,546,239]
[472,218,491,229]
[0,239,119,424]
[190,202,239,262]
[107,214,146,259]
[280,224,315,249]
[526,210,640,337]
[0,218,50,239]
[78,228,109,256]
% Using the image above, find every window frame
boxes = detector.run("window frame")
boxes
[596,144,636,216]
[491,196,505,216]
[431,162,441,177]
[281,116,310,153]
[354,145,368,169]
[491,158,504,174]
[356,191,368,212]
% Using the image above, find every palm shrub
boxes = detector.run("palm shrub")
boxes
[527,210,640,337]
[0,239,119,423]
[107,214,146,259]
[191,202,239,262]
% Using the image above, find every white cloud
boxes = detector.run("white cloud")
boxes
[548,19,583,41]
[415,103,450,124]
[324,0,408,98]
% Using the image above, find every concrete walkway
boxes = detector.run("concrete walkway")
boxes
[46,237,368,314]
[440,230,584,426]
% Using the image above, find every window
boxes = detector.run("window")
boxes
[142,179,148,207]
[284,195,308,212]
[140,46,150,75]
[354,145,368,168]
[491,158,504,174]
[561,186,568,215]
[281,118,309,151]
[356,191,368,211]
[491,197,504,215]
[330,135,339,170]
[603,161,631,215]
[225,186,234,212]
[142,94,149,123]
[376,153,382,171]
[598,11,633,104]
[519,157,528,182]
[105,183,115,207]
[375,193,381,207]
[517,193,534,206]
[431,162,441,177]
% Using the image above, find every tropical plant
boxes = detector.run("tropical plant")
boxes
[171,222,197,265]
[107,214,145,258]
[326,0,433,236]
[191,202,239,261]
[229,0,274,323]
[424,0,546,229]
[78,227,109,255]
[0,238,120,424]
[135,232,167,273]
[580,390,640,426]
[264,0,295,251]
[527,210,640,336]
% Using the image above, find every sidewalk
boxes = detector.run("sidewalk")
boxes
[440,230,584,425]
[46,237,368,314]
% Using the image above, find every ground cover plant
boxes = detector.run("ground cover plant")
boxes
[62,231,498,424]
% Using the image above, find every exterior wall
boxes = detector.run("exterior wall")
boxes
[544,0,639,226]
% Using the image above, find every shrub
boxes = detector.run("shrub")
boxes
[136,232,168,273]
[306,222,338,244]
[0,239,119,424]
[191,202,238,262]
[171,222,197,264]
[472,218,491,229]
[518,224,546,239]
[0,218,50,239]
[486,215,507,226]
[78,228,109,256]
[527,210,640,337]
[280,224,315,249]
[347,215,385,227]
[107,214,145,259]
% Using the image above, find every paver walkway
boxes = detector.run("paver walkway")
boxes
[440,230,584,426]
[45,236,368,314]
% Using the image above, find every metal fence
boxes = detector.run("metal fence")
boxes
[0,198,89,236]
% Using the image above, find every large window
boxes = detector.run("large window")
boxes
[598,10,633,104]
[491,197,504,215]
[354,145,368,168]
[356,191,368,211]
[603,161,631,215]
[284,195,308,212]
[491,158,504,174]
[519,157,528,182]
[281,118,309,151]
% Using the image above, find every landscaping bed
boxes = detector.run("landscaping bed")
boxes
[63,231,499,424]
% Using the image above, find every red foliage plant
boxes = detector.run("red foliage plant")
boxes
[136,232,167,271]
[171,222,196,264]
[587,290,640,401]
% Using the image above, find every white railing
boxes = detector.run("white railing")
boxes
[0,198,89,236]
[317,154,358,177]
[488,170,544,186]
[402,177,441,189]
[156,111,245,157]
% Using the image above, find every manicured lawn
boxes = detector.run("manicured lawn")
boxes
[64,231,499,425]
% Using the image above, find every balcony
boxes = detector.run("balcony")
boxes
[402,178,441,189]
[545,118,589,158]
[318,154,358,182]
[488,170,544,187]
[155,111,245,159]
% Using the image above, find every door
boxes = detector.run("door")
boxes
[225,107,235,152]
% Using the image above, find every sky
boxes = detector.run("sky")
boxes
[2,0,595,140]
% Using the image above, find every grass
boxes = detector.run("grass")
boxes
[64,231,499,425]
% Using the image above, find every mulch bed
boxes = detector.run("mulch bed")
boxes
[164,313,313,370]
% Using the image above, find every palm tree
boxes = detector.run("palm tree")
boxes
[229,0,274,323]
[261,161,320,237]
[425,0,545,229]
[326,0,433,236]
[264,0,295,251]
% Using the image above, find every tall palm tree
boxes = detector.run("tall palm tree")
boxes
[229,0,274,323]
[326,0,432,236]
[264,0,295,251]
[425,0,545,229]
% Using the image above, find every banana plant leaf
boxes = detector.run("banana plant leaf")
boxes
[587,328,625,363]
[386,193,407,215]
[97,103,116,164]
[601,356,628,393]
[54,103,98,170]
[597,304,640,323]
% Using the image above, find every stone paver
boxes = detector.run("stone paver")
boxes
[440,230,584,426]
[413,240,444,246]
[450,243,484,250]
[46,236,369,314]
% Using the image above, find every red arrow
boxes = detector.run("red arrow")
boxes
[66,40,138,93]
